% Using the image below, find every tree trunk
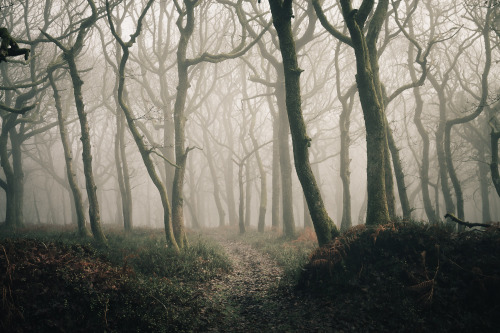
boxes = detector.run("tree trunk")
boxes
[238,162,246,234]
[339,98,352,231]
[384,137,396,219]
[49,70,90,237]
[244,159,252,227]
[478,142,491,222]
[106,1,179,251]
[339,0,391,226]
[223,114,238,226]
[429,77,456,225]
[271,115,281,229]
[66,55,107,244]
[490,131,500,197]
[412,84,438,222]
[203,129,226,227]
[275,74,295,238]
[386,121,412,220]
[269,0,339,246]
[249,122,267,233]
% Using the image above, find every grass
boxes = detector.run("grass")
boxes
[229,227,319,286]
[0,225,232,332]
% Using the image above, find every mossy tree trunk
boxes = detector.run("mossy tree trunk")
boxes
[268,0,339,246]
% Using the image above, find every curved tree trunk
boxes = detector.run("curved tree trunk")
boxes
[106,0,179,251]
[444,8,492,224]
[66,55,107,245]
[269,0,339,246]
[49,70,90,237]
[412,85,438,222]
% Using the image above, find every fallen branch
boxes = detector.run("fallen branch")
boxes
[444,213,491,228]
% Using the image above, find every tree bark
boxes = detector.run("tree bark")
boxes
[66,54,107,244]
[107,0,179,251]
[49,70,90,237]
[275,74,295,237]
[338,0,391,226]
[269,0,339,246]
[203,129,226,227]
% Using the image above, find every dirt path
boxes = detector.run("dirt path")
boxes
[204,236,344,332]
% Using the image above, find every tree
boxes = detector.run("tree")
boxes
[443,1,493,222]
[170,0,267,247]
[41,0,107,244]
[48,67,91,237]
[313,0,391,226]
[106,0,179,252]
[267,0,339,246]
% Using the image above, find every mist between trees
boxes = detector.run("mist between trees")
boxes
[0,0,499,246]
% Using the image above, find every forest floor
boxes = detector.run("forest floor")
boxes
[201,232,346,332]
[1,222,500,332]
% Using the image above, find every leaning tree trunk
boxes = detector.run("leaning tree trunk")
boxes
[66,55,107,245]
[106,0,179,251]
[386,121,412,220]
[49,71,90,237]
[269,0,339,246]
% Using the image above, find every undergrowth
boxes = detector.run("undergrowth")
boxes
[0,226,232,332]
[300,220,500,331]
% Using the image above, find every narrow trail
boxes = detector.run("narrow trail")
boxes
[203,234,346,332]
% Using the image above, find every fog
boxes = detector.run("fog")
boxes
[1,0,499,239]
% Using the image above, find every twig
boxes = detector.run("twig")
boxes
[444,213,492,228]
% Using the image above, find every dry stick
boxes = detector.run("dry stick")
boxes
[444,213,492,228]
